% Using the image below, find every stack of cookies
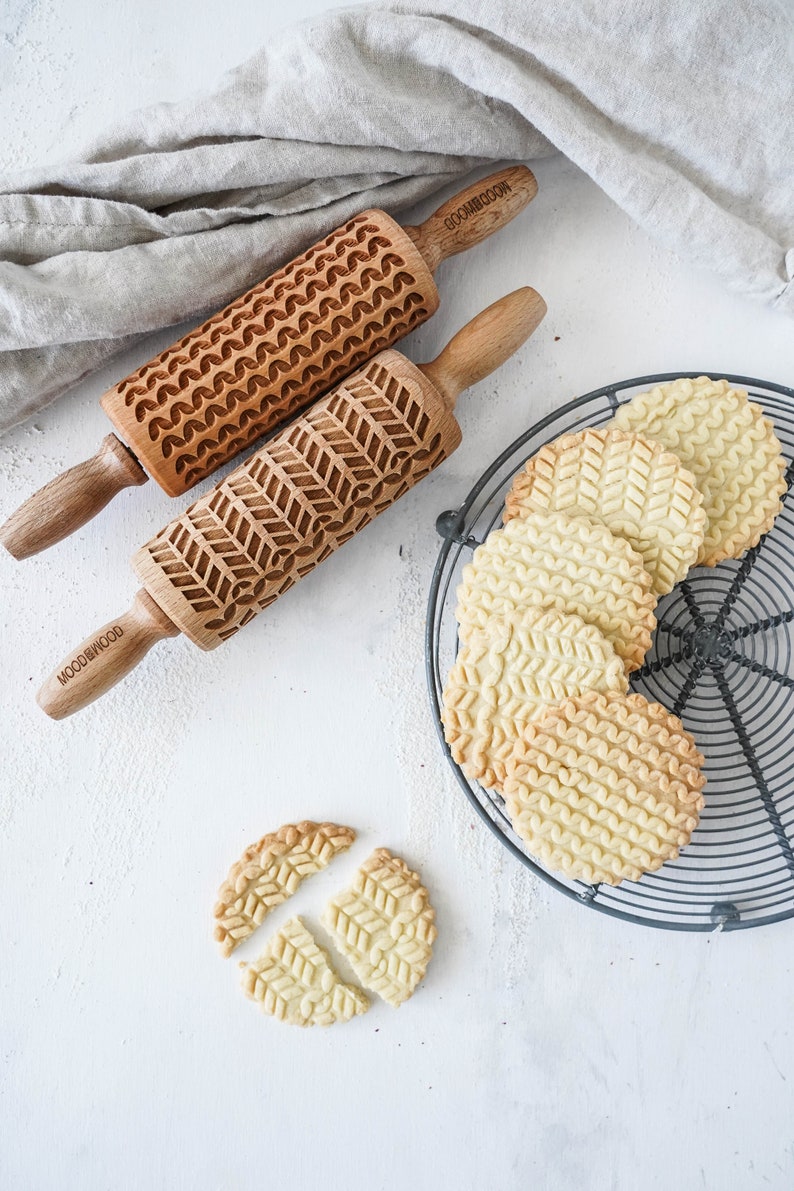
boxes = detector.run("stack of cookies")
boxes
[442,376,787,886]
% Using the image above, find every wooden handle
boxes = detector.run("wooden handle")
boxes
[418,287,547,409]
[404,166,538,272]
[0,434,147,560]
[36,589,179,719]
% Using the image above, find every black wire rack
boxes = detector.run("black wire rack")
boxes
[426,372,794,932]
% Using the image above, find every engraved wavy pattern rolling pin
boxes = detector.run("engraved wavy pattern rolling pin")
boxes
[37,287,546,718]
[0,167,537,560]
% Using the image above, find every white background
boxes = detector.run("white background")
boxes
[2,2,794,1189]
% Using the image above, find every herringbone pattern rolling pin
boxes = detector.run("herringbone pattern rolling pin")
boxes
[2,167,537,559]
[133,352,458,646]
[37,287,546,718]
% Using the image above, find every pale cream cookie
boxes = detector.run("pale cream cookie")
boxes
[240,916,369,1026]
[214,821,355,956]
[503,690,706,886]
[612,375,787,565]
[441,606,628,788]
[323,848,436,1007]
[455,511,656,673]
[503,427,706,595]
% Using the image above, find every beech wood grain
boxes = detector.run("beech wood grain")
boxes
[37,287,546,717]
[3,167,537,558]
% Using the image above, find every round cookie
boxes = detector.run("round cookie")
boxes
[612,375,787,566]
[442,607,628,789]
[503,690,706,886]
[503,427,706,595]
[456,510,656,673]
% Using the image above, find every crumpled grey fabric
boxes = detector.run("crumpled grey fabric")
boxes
[1,0,792,434]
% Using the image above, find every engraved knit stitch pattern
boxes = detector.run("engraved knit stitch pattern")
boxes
[134,355,458,645]
[455,511,656,673]
[503,427,706,595]
[323,848,437,1007]
[503,691,706,886]
[611,376,787,566]
[214,821,355,957]
[441,607,628,789]
[240,917,369,1027]
[102,212,435,493]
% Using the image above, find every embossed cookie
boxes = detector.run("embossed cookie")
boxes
[240,916,369,1027]
[503,428,706,595]
[214,821,355,956]
[503,690,706,886]
[456,511,656,673]
[323,848,436,1007]
[612,376,787,566]
[441,606,628,788]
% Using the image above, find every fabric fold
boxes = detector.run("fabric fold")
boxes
[0,0,791,433]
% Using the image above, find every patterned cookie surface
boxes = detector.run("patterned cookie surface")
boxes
[323,849,436,1007]
[612,376,787,565]
[503,428,706,595]
[456,511,656,673]
[240,916,369,1027]
[441,607,628,789]
[214,821,355,956]
[503,690,706,886]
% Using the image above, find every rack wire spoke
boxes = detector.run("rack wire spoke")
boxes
[671,654,708,717]
[727,652,794,689]
[631,645,695,681]
[654,620,698,641]
[727,609,794,641]
[680,581,707,630]
[712,544,765,632]
[713,670,794,877]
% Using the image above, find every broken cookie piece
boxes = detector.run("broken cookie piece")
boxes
[240,916,369,1027]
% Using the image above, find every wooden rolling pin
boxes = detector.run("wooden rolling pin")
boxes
[38,287,546,719]
[2,166,537,560]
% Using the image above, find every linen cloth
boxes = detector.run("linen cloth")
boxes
[1,0,792,433]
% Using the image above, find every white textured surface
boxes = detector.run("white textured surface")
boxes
[2,3,794,1189]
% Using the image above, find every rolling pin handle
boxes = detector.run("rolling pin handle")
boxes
[419,286,547,410]
[36,589,179,720]
[404,165,538,272]
[0,434,148,560]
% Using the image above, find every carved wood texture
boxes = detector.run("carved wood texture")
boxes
[132,351,461,648]
[101,212,439,496]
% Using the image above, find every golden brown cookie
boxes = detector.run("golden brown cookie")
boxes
[441,606,628,788]
[455,511,656,673]
[323,848,436,1007]
[240,916,369,1027]
[503,428,706,595]
[503,690,706,886]
[612,376,787,565]
[214,821,355,956]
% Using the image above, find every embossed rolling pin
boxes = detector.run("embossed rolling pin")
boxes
[38,287,546,719]
[2,166,537,560]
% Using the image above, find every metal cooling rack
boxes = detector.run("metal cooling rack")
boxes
[426,372,794,932]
